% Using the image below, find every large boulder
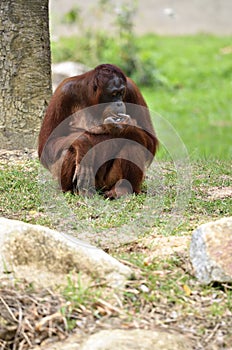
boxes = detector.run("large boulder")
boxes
[0,217,132,288]
[38,329,193,350]
[80,329,193,350]
[190,217,232,284]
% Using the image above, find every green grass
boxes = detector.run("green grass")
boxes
[140,35,232,160]
[0,160,52,227]
[0,159,231,238]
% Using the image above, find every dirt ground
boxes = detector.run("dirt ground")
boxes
[50,0,232,37]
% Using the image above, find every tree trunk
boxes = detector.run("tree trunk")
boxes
[0,0,52,150]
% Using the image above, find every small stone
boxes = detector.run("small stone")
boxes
[140,284,149,293]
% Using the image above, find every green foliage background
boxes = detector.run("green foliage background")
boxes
[51,2,232,160]
[52,35,232,160]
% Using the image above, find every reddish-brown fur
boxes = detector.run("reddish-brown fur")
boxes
[38,64,158,198]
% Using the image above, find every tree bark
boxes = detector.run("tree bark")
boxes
[0,0,52,149]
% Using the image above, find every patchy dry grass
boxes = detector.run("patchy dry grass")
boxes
[0,152,232,349]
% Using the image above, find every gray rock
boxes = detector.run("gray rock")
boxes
[80,329,193,350]
[38,329,193,350]
[52,61,89,91]
[190,217,232,284]
[0,217,132,288]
